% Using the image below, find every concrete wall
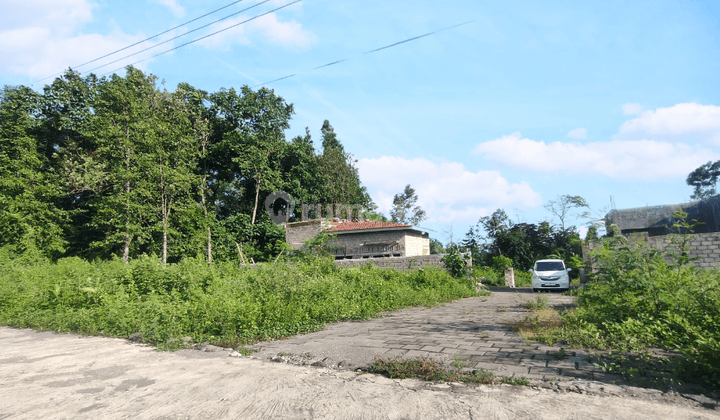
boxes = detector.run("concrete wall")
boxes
[583,231,720,270]
[285,220,331,250]
[335,255,447,271]
[403,231,430,257]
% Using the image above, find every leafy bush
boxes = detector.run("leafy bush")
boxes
[521,232,720,391]
[441,247,470,278]
[472,266,503,286]
[0,249,483,349]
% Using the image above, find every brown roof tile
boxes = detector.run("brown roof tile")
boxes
[326,221,410,232]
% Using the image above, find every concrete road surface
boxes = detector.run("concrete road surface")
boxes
[0,327,716,420]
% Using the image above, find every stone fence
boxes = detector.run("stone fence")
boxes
[334,255,456,271]
[582,231,720,270]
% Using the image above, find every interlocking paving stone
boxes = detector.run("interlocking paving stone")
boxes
[247,287,631,384]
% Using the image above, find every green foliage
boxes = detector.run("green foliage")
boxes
[464,209,582,271]
[517,230,720,391]
[441,247,470,278]
[0,252,480,348]
[429,238,444,254]
[369,356,494,384]
[472,266,503,286]
[390,184,427,226]
[686,160,720,200]
[491,255,513,272]
[502,377,531,386]
[0,67,381,263]
[521,295,549,311]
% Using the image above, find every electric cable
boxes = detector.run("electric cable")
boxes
[84,0,272,75]
[253,20,474,88]
[101,0,303,77]
[35,0,250,83]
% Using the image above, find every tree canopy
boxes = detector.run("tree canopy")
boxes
[687,160,720,200]
[390,184,427,226]
[0,67,375,263]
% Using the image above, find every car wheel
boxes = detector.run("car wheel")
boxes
[532,288,538,293]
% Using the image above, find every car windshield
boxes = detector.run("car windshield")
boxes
[535,261,565,271]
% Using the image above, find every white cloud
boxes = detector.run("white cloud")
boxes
[617,103,720,145]
[567,128,587,140]
[0,0,313,80]
[622,103,644,115]
[154,0,185,18]
[472,132,716,180]
[0,0,157,79]
[198,12,316,50]
[356,156,542,224]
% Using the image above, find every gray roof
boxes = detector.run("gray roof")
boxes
[606,196,720,233]
[606,202,694,231]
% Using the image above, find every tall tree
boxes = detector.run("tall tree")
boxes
[145,85,200,265]
[321,119,344,154]
[390,184,427,226]
[210,86,294,225]
[0,85,69,256]
[174,82,214,263]
[543,194,589,231]
[316,120,371,208]
[687,160,720,200]
[88,67,161,262]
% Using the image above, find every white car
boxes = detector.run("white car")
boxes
[530,259,571,292]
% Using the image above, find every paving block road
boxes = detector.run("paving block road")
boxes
[249,287,612,381]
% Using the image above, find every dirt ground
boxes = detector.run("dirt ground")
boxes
[1,327,717,420]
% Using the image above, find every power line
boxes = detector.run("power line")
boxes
[253,20,474,87]
[364,20,474,54]
[314,59,348,70]
[85,0,272,75]
[252,74,296,88]
[36,0,250,83]
[101,0,303,77]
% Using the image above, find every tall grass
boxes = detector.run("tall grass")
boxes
[520,236,720,391]
[0,248,482,347]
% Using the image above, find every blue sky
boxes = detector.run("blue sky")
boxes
[2,0,720,242]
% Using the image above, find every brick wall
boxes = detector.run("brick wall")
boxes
[583,231,720,270]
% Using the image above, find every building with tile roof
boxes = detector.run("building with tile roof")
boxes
[285,219,430,259]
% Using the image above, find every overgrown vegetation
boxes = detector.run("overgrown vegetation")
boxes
[0,250,483,348]
[369,356,494,384]
[515,220,720,391]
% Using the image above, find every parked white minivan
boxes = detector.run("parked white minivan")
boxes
[530,259,571,292]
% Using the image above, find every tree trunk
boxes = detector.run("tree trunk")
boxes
[122,233,132,264]
[251,179,260,225]
[162,183,168,267]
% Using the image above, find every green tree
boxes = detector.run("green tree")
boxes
[390,184,427,226]
[145,85,201,265]
[87,67,165,262]
[543,194,589,231]
[686,160,720,200]
[209,86,294,225]
[0,85,69,256]
[321,119,344,154]
[173,83,214,263]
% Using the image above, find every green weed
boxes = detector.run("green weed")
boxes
[502,377,531,386]
[0,252,485,351]
[368,356,494,384]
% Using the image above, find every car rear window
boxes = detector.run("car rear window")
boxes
[535,261,565,271]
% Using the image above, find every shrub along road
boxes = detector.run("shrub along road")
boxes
[1,288,717,419]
